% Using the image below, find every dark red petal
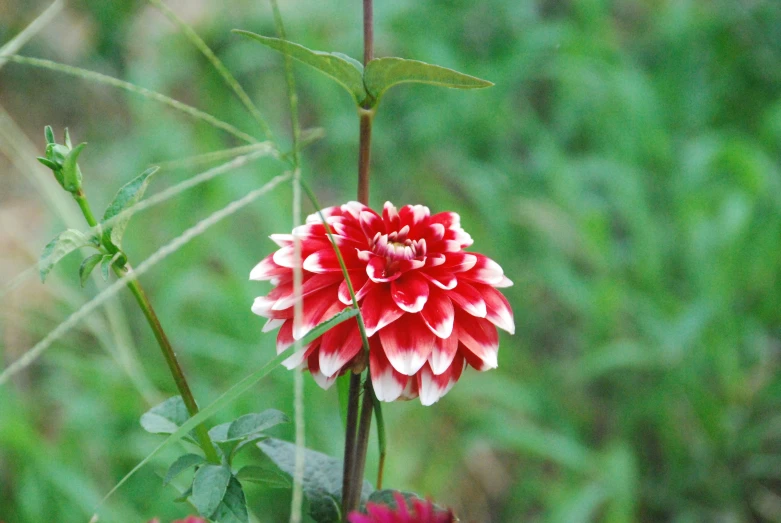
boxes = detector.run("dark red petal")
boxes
[448,280,487,317]
[455,311,499,370]
[420,286,455,339]
[319,319,362,377]
[370,337,407,402]
[379,314,436,375]
[391,272,430,313]
[472,283,515,334]
[359,210,385,240]
[382,201,400,230]
[360,284,404,336]
[428,331,459,374]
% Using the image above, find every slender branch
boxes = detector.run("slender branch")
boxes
[70,186,219,463]
[341,372,362,515]
[373,393,386,489]
[363,0,374,66]
[357,109,374,204]
[122,270,219,464]
[348,378,374,510]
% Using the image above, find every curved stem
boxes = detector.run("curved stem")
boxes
[71,189,218,463]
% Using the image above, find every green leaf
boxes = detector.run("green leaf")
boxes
[364,57,493,102]
[95,350,294,513]
[211,477,248,523]
[37,157,58,170]
[192,464,232,518]
[233,31,366,104]
[78,254,103,287]
[61,142,86,192]
[39,229,94,282]
[44,125,55,145]
[101,166,159,249]
[258,438,375,522]
[139,396,189,434]
[63,127,73,149]
[235,465,289,488]
[163,453,206,486]
[174,486,192,503]
[100,254,113,281]
[227,410,289,440]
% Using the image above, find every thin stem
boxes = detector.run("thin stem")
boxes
[341,372,362,515]
[348,378,374,511]
[363,0,374,66]
[373,394,386,489]
[357,109,374,204]
[71,189,219,464]
[122,270,219,464]
[73,190,99,227]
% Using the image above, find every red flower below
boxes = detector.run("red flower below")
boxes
[251,202,514,405]
[347,492,455,523]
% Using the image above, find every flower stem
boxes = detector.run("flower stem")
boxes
[71,190,219,464]
[357,109,374,204]
[373,394,386,489]
[341,372,362,515]
[348,378,374,510]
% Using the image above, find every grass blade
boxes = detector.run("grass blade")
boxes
[0,0,63,71]
[148,0,274,141]
[1,55,259,144]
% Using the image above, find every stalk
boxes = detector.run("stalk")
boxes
[73,191,219,464]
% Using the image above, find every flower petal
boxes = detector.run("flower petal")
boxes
[307,351,337,390]
[303,249,341,273]
[441,252,477,273]
[473,283,515,334]
[460,253,504,285]
[359,210,384,240]
[391,272,430,313]
[273,273,342,310]
[360,285,404,337]
[455,311,499,370]
[366,256,402,283]
[421,271,457,290]
[319,319,362,377]
[249,254,287,281]
[419,286,454,339]
[428,331,459,375]
[417,354,464,406]
[370,338,407,402]
[378,314,435,376]
[338,271,372,305]
[293,291,341,340]
[448,281,487,318]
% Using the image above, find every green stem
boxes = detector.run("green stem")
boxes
[72,189,219,464]
[341,372,362,515]
[373,394,386,489]
[347,378,374,511]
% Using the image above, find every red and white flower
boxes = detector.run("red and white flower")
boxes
[250,202,513,405]
[347,492,455,523]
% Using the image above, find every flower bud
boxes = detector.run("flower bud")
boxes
[37,126,86,194]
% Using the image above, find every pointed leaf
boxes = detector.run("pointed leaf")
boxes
[174,486,193,503]
[39,229,94,282]
[64,127,73,149]
[44,125,55,145]
[140,396,189,434]
[233,31,366,104]
[211,477,248,523]
[364,57,493,101]
[164,453,206,486]
[79,254,103,287]
[227,410,289,440]
[101,166,159,249]
[258,438,374,522]
[100,254,113,281]
[61,142,86,192]
[191,464,232,518]
[236,465,289,488]
[37,157,58,170]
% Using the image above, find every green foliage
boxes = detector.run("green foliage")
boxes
[78,253,102,287]
[234,31,366,104]
[163,454,205,486]
[39,229,96,282]
[191,464,232,518]
[364,58,492,102]
[235,465,289,488]
[100,166,159,251]
[139,396,190,434]
[258,438,374,523]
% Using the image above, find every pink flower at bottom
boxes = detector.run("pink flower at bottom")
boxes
[147,518,206,523]
[348,492,455,523]
[251,202,514,405]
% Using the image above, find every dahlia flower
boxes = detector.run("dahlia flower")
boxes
[250,202,514,405]
[347,492,454,523]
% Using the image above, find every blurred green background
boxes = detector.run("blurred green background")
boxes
[2,0,781,521]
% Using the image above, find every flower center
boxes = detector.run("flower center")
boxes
[371,225,427,262]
